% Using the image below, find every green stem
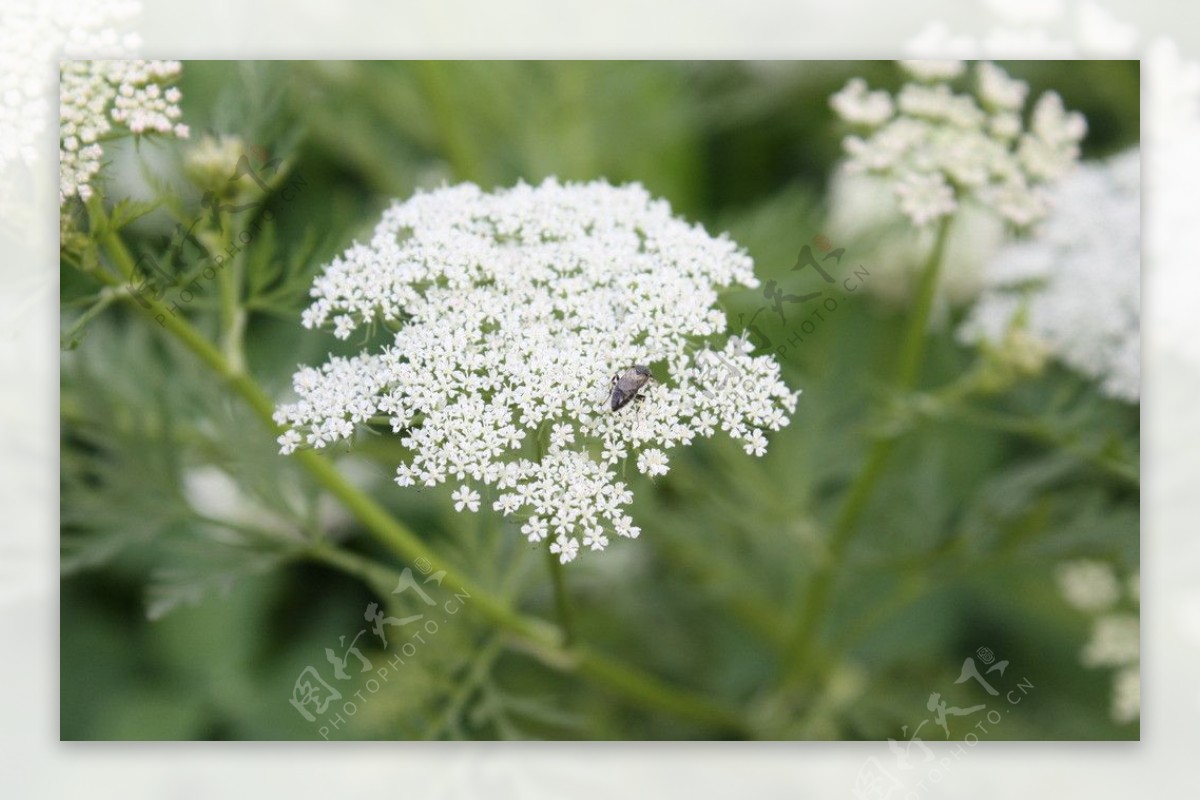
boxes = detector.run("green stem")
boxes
[545,546,575,647]
[216,208,247,374]
[782,216,952,685]
[93,226,745,734]
[536,431,576,646]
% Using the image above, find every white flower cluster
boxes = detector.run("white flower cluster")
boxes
[60,59,188,204]
[1056,559,1140,724]
[959,149,1139,402]
[830,60,1086,228]
[275,179,799,563]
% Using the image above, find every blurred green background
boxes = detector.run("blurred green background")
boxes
[60,61,1140,740]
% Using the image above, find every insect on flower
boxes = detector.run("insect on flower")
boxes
[609,365,654,412]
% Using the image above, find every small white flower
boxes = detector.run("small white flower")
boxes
[636,448,670,478]
[614,516,641,539]
[743,428,768,457]
[521,515,549,543]
[549,534,580,564]
[451,485,480,513]
[549,423,575,450]
[582,527,609,551]
[600,439,628,464]
[493,494,520,515]
[276,429,302,455]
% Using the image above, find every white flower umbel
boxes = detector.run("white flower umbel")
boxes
[959,148,1140,402]
[275,179,799,563]
[59,59,188,205]
[830,60,1086,229]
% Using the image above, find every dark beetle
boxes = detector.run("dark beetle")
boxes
[609,365,654,412]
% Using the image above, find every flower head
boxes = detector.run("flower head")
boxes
[274,179,799,562]
[831,60,1086,228]
[59,59,188,205]
[959,148,1140,402]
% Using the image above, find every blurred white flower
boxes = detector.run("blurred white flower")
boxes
[829,78,893,127]
[893,171,957,227]
[1057,557,1140,724]
[275,179,799,562]
[1057,559,1121,612]
[959,148,1139,402]
[1111,665,1140,725]
[831,61,1085,230]
[1082,613,1140,668]
[59,59,188,205]
[976,61,1028,110]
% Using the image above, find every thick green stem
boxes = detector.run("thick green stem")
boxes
[782,217,952,686]
[92,226,746,734]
